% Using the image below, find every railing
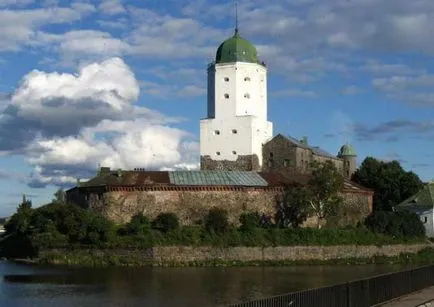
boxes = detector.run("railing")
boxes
[229,264,434,307]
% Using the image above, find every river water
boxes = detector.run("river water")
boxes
[0,261,408,307]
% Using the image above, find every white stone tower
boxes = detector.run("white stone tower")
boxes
[200,28,273,171]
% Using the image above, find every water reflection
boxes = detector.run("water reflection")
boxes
[0,261,408,307]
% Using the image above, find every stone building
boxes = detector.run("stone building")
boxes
[262,134,358,179]
[66,27,372,227]
[66,168,373,226]
[199,29,358,179]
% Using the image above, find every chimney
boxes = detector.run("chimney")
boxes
[300,136,308,146]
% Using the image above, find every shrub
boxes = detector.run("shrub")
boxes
[205,208,229,234]
[122,213,150,235]
[152,213,180,233]
[365,210,425,238]
[239,212,261,231]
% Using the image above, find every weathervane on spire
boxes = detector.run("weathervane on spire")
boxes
[235,0,239,34]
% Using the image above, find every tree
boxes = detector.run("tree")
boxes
[307,161,344,228]
[5,195,33,234]
[352,157,424,211]
[52,188,66,204]
[365,211,425,238]
[277,161,344,229]
[275,185,309,228]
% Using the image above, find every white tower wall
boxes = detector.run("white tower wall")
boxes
[200,61,273,168]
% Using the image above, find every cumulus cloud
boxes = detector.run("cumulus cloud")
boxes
[0,57,199,187]
[0,57,145,151]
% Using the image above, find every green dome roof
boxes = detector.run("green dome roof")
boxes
[338,144,357,157]
[215,30,259,64]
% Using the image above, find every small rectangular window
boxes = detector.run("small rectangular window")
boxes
[216,151,221,156]
[232,129,237,134]
[283,159,289,167]
[214,130,220,135]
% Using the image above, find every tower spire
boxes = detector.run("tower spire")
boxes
[235,0,239,34]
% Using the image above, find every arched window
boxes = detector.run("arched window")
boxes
[232,151,237,155]
[224,77,229,82]
[244,77,251,82]
[224,93,229,99]
[244,93,250,99]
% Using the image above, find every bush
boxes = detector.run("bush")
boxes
[152,213,180,233]
[365,210,425,238]
[121,213,150,236]
[239,212,261,232]
[205,208,230,234]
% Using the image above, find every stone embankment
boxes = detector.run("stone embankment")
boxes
[39,244,432,266]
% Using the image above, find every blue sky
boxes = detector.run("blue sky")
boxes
[0,0,433,216]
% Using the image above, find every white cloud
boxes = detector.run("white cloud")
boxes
[12,57,139,110]
[0,57,199,187]
[361,61,425,76]
[27,121,199,186]
[0,0,34,7]
[0,4,96,51]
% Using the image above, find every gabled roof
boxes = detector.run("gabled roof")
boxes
[397,183,434,210]
[269,134,339,160]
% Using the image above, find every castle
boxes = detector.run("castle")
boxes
[66,28,372,226]
[199,29,357,178]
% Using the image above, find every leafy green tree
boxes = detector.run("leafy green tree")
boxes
[123,213,150,235]
[205,208,230,234]
[277,161,344,229]
[5,195,33,234]
[52,188,66,204]
[352,157,424,211]
[151,213,179,233]
[275,185,309,228]
[307,161,344,228]
[365,210,425,238]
